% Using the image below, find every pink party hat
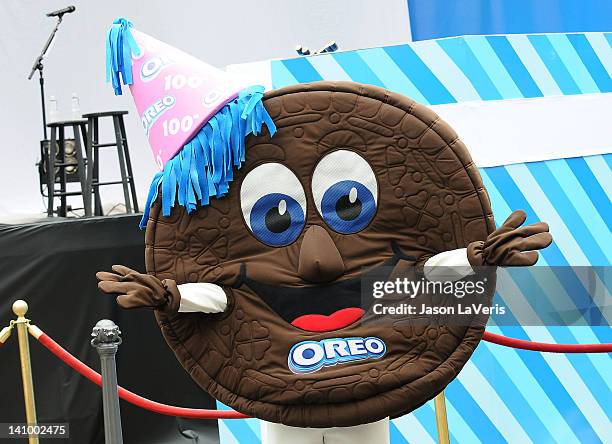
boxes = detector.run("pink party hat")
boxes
[105,18,276,228]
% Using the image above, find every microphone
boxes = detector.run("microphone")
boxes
[46,6,76,17]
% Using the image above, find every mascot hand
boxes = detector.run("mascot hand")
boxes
[96,265,180,312]
[467,210,552,267]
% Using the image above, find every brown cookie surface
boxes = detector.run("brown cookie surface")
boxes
[145,81,495,427]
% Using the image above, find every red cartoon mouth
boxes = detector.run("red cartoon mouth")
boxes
[291,307,365,332]
[239,246,409,333]
[242,274,366,332]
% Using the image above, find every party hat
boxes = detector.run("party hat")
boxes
[105,18,276,228]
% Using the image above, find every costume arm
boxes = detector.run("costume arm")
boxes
[423,248,473,282]
[177,283,228,313]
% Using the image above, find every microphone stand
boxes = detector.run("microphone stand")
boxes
[27,14,65,140]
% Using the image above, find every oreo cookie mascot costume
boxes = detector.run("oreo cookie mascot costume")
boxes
[98,19,552,444]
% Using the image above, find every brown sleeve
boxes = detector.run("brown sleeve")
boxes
[467,241,485,267]
[161,279,181,314]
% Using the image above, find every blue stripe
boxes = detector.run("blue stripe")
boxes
[445,399,483,444]
[383,45,456,104]
[486,164,608,307]
[552,265,605,329]
[486,165,572,265]
[572,325,612,351]
[470,342,557,443]
[409,40,482,102]
[506,34,563,96]
[485,166,567,262]
[528,35,582,95]
[547,34,599,94]
[270,60,299,88]
[219,419,260,443]
[548,329,612,421]
[281,58,323,83]
[605,33,612,47]
[526,161,609,266]
[507,268,611,409]
[501,268,562,326]
[591,326,612,344]
[484,165,608,339]
[514,331,605,443]
[587,156,612,205]
[465,36,523,99]
[567,34,612,93]
[437,37,502,100]
[605,153,612,171]
[587,34,612,76]
[218,421,240,444]
[497,323,603,444]
[490,295,593,428]
[389,422,410,444]
[505,163,590,264]
[565,157,612,232]
[486,35,543,98]
[358,48,429,103]
[411,404,441,442]
[412,401,457,442]
[217,402,262,441]
[307,55,352,81]
[546,158,612,263]
[479,169,514,225]
[479,337,581,443]
[412,403,460,443]
[445,379,506,443]
[332,51,385,87]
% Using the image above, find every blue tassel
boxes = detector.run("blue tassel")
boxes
[139,86,277,228]
[106,18,141,96]
[139,172,163,229]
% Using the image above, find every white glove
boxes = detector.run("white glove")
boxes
[177,283,227,313]
[423,248,474,282]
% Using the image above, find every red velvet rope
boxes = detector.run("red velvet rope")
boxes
[482,331,612,353]
[36,332,248,419]
[31,328,610,420]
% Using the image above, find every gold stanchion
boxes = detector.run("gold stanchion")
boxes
[434,391,450,444]
[12,300,39,444]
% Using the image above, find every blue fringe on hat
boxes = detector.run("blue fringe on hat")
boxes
[105,18,277,230]
[139,87,276,229]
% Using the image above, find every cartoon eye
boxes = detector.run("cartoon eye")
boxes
[241,163,306,246]
[312,150,377,234]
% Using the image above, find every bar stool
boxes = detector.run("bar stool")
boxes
[46,119,89,217]
[83,111,139,216]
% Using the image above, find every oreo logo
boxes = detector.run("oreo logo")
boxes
[288,337,386,374]
[140,56,173,82]
[141,95,176,135]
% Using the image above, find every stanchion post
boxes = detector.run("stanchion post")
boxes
[12,300,39,444]
[91,320,123,444]
[434,390,450,444]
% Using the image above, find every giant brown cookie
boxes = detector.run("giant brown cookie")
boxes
[144,81,496,427]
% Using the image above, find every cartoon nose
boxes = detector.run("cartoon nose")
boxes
[298,225,345,283]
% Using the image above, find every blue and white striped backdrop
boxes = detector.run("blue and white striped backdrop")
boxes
[220,33,612,443]
[271,33,612,102]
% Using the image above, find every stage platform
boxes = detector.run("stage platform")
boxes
[0,215,219,444]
